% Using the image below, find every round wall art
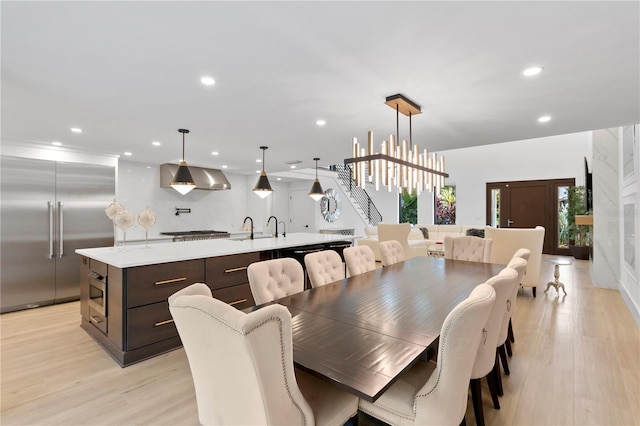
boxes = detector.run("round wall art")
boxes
[320,188,341,222]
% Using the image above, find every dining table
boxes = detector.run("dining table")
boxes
[249,255,505,402]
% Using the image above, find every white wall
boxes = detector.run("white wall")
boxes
[618,125,640,326]
[288,171,366,236]
[433,132,591,226]
[117,160,258,240]
[591,128,620,289]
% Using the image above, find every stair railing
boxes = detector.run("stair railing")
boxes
[331,164,383,225]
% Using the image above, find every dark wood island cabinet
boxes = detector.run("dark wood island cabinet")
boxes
[77,235,352,366]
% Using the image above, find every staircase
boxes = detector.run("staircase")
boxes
[331,164,383,225]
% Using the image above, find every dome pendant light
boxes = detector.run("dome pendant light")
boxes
[309,157,324,201]
[253,146,273,198]
[170,129,196,195]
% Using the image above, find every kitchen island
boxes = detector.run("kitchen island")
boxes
[76,233,354,366]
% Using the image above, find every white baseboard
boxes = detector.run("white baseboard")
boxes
[619,280,640,328]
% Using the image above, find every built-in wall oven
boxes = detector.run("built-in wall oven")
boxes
[88,271,108,334]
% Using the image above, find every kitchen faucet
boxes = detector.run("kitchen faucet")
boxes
[266,216,278,237]
[243,216,254,240]
[278,220,286,237]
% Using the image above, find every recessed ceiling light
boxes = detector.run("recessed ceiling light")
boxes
[222,165,228,169]
[256,170,261,173]
[146,166,151,169]
[256,159,262,163]
[70,127,82,133]
[277,177,282,181]
[523,66,543,77]
[52,141,62,146]
[538,115,551,123]
[211,151,219,156]
[316,119,326,126]
[201,76,215,86]
[290,165,296,169]
[152,141,161,146]
[124,152,132,156]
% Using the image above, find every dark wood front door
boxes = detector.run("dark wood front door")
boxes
[486,178,574,255]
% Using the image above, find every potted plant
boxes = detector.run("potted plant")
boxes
[567,185,591,260]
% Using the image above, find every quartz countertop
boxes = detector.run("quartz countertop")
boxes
[76,232,355,268]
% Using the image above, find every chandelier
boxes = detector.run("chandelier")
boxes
[344,94,448,194]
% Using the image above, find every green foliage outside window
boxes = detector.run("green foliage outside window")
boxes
[435,185,456,224]
[400,191,417,224]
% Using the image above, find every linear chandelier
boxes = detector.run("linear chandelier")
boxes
[344,94,449,195]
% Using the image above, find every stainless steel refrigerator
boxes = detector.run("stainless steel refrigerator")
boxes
[1,156,115,313]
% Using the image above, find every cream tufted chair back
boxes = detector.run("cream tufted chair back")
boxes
[247,258,304,305]
[358,283,496,425]
[444,236,493,263]
[379,240,405,266]
[469,268,519,424]
[169,283,358,426]
[304,250,345,288]
[500,257,528,346]
[343,245,376,276]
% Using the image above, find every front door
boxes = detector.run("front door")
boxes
[486,178,574,255]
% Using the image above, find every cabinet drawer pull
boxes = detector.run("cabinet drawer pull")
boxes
[224,266,248,273]
[154,277,187,286]
[90,316,104,324]
[229,299,248,306]
[154,319,175,327]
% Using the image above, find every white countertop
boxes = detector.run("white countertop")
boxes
[76,233,355,268]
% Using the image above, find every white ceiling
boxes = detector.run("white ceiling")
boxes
[2,1,639,175]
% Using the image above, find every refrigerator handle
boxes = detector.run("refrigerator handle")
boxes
[58,201,64,258]
[48,201,54,259]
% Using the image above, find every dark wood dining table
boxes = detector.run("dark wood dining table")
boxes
[250,256,505,402]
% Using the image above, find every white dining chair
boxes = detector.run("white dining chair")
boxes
[377,223,427,259]
[470,267,520,426]
[168,283,359,426]
[379,240,405,266]
[497,257,527,380]
[343,245,376,276]
[247,257,304,305]
[443,235,493,263]
[507,249,531,345]
[304,250,345,288]
[358,283,496,426]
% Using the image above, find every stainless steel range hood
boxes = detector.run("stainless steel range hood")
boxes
[160,163,231,191]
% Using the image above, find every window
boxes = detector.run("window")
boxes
[435,185,456,224]
[400,191,417,224]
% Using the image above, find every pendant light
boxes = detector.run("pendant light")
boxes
[253,146,273,198]
[308,157,324,201]
[170,129,196,195]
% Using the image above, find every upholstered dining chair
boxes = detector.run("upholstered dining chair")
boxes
[484,226,544,296]
[470,267,520,426]
[497,257,528,378]
[379,240,405,266]
[358,283,496,426]
[343,245,377,276]
[443,235,494,263]
[168,283,359,426]
[377,223,427,259]
[506,249,531,346]
[247,257,304,305]
[304,250,346,288]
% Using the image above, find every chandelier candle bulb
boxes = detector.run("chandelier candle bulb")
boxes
[368,131,374,182]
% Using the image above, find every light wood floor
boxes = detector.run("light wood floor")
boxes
[1,255,638,425]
